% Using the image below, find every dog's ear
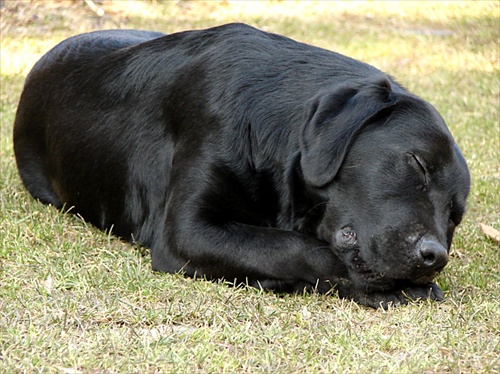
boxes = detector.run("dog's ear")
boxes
[299,75,397,187]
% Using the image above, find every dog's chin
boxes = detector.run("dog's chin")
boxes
[348,270,396,292]
[349,266,440,292]
[410,272,439,285]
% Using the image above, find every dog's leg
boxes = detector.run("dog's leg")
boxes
[153,213,349,292]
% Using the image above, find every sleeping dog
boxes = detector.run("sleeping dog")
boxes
[14,23,470,308]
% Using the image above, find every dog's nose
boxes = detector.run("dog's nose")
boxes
[418,237,449,270]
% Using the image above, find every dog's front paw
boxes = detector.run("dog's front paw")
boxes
[338,282,443,309]
[400,282,444,302]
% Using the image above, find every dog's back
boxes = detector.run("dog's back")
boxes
[14,29,164,206]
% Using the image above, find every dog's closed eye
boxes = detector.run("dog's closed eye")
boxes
[408,153,428,188]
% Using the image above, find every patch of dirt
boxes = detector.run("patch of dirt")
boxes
[0,0,134,36]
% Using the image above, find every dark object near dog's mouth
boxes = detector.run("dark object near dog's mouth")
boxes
[410,270,441,285]
[351,270,442,294]
[408,258,447,285]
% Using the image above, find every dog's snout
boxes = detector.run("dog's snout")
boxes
[418,237,448,270]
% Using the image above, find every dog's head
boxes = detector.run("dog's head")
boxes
[299,75,470,291]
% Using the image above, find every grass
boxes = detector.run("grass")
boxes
[1,1,499,373]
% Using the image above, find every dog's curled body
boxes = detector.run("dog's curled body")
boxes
[14,23,470,308]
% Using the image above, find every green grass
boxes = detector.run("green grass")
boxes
[1,1,499,373]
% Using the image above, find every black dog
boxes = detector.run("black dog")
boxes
[14,23,470,308]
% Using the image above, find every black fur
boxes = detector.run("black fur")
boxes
[14,24,470,308]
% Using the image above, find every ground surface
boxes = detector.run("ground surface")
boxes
[1,1,499,373]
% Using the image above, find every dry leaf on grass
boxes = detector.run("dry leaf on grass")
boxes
[479,223,500,244]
